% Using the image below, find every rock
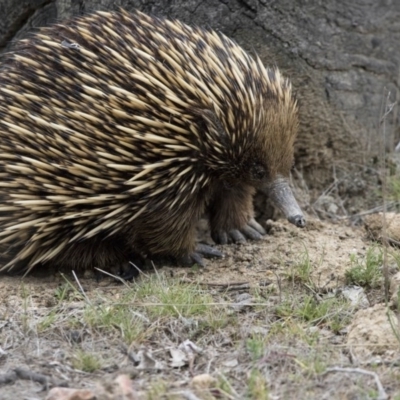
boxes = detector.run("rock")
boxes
[346,304,399,360]
[364,212,400,243]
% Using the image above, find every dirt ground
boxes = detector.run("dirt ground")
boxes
[0,217,399,399]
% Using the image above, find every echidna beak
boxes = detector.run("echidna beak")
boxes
[263,177,306,228]
[288,214,306,228]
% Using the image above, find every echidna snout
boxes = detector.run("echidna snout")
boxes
[288,214,306,228]
[265,177,306,228]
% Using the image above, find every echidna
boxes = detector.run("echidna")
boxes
[0,9,305,274]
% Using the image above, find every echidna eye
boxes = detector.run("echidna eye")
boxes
[251,163,266,180]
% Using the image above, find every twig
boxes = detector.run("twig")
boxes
[336,201,400,220]
[94,267,131,288]
[272,270,283,303]
[380,101,396,123]
[361,358,400,367]
[224,284,250,291]
[180,279,250,290]
[130,260,149,278]
[0,371,17,385]
[385,237,400,247]
[72,270,92,306]
[180,391,202,400]
[324,367,388,400]
[14,367,49,387]
[193,281,249,287]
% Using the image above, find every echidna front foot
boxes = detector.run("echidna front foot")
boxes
[178,244,223,267]
[209,185,264,245]
[212,218,266,245]
[118,253,146,280]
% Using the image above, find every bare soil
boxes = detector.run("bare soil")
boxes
[0,218,399,399]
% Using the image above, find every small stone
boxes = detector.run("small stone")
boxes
[222,359,239,368]
[190,374,217,389]
[339,286,369,308]
[346,304,399,360]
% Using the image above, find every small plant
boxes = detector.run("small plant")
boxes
[84,303,147,344]
[216,374,235,397]
[20,291,31,335]
[288,249,313,284]
[54,283,73,301]
[37,309,59,332]
[296,351,327,377]
[276,295,351,334]
[72,349,101,372]
[134,273,215,318]
[386,175,400,204]
[345,247,383,288]
[295,296,329,322]
[199,308,233,332]
[246,335,265,361]
[146,379,168,400]
[297,296,351,331]
[247,369,270,399]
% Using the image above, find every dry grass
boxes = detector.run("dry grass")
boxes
[1,244,400,399]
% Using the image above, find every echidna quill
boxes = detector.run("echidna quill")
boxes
[0,9,305,275]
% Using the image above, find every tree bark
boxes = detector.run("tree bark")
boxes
[0,0,399,193]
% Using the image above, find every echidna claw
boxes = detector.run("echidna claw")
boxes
[178,244,223,267]
[248,218,267,235]
[228,229,246,243]
[196,243,223,258]
[178,252,204,267]
[240,226,262,241]
[212,218,266,245]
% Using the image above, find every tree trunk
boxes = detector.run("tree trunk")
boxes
[1,0,399,200]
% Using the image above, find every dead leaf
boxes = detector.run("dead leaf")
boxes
[170,348,188,367]
[136,349,164,370]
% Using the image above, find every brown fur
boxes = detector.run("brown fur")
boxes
[209,185,256,235]
[0,10,298,273]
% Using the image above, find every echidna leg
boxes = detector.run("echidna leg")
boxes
[210,185,266,245]
[136,202,222,267]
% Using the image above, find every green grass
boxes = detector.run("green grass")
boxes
[287,249,313,284]
[146,380,169,400]
[65,272,236,345]
[345,246,383,288]
[386,175,400,204]
[72,349,102,372]
[84,303,147,343]
[275,295,351,334]
[36,309,59,332]
[295,351,328,377]
[133,273,214,318]
[54,283,74,301]
[216,374,236,398]
[5,258,400,400]
[14,272,234,348]
[246,335,266,361]
[247,369,270,399]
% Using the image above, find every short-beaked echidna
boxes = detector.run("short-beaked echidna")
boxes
[0,9,305,274]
